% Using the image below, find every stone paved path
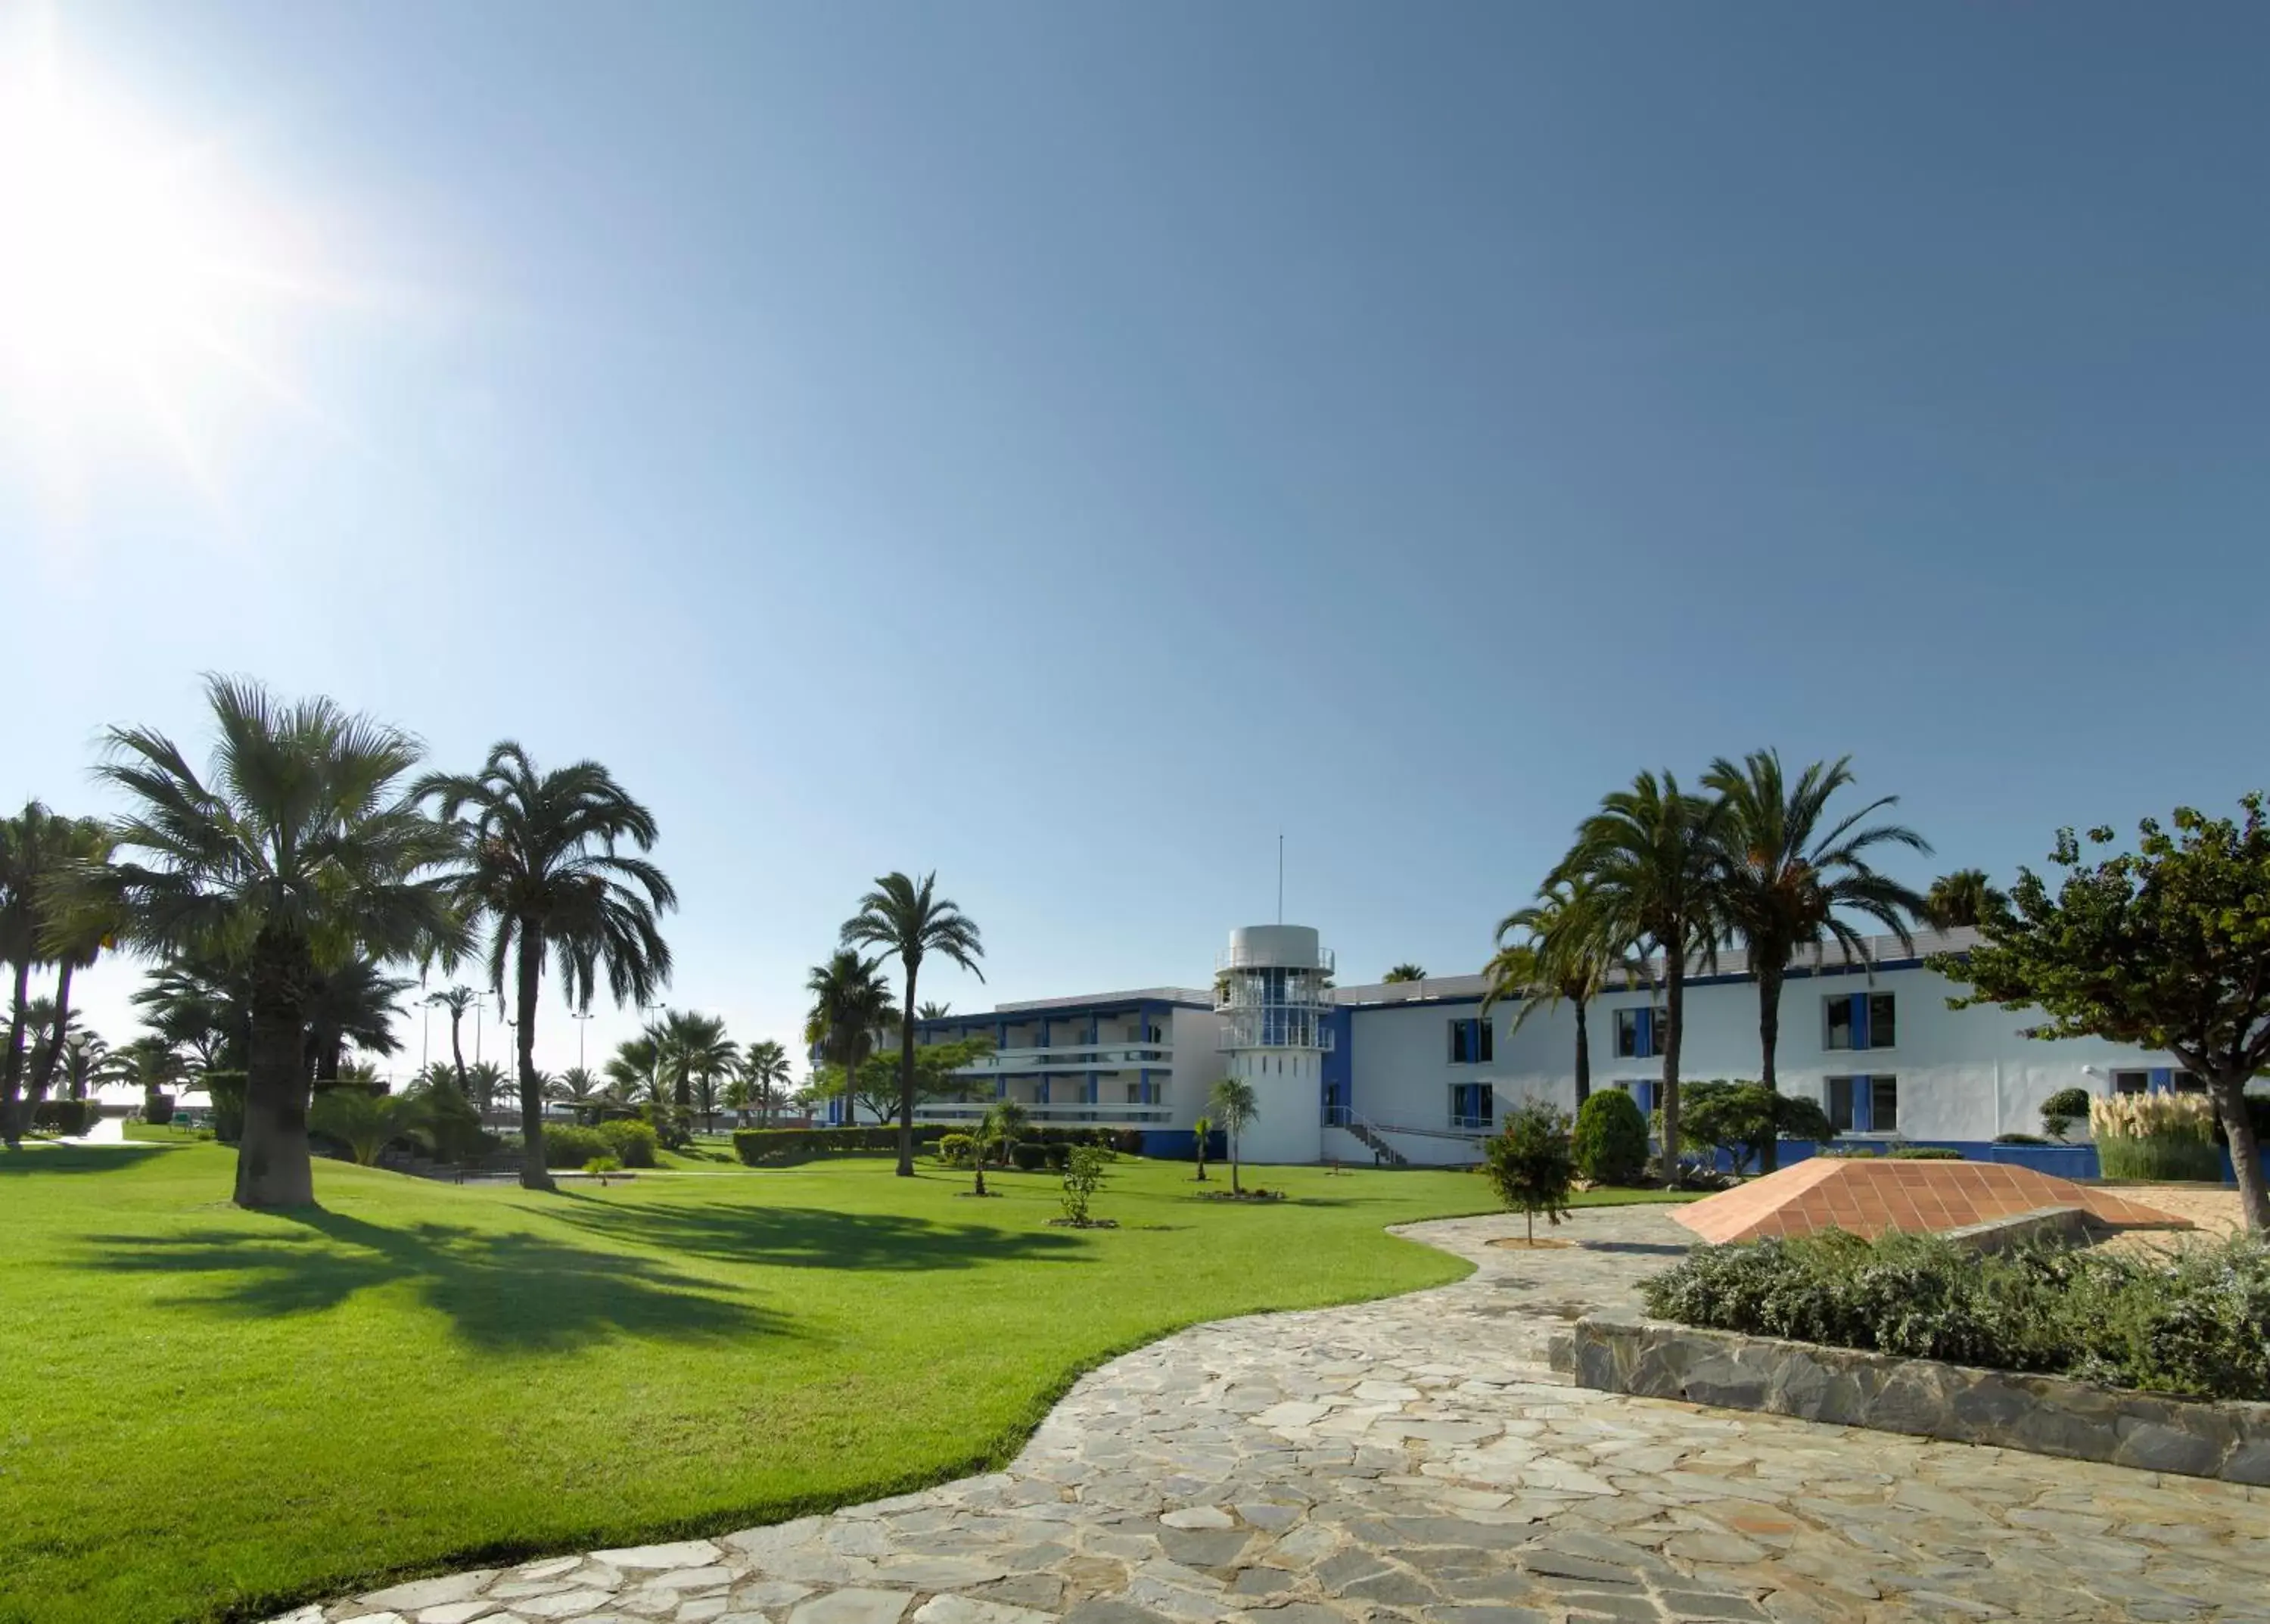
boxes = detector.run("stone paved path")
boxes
[280,1206,2270,1624]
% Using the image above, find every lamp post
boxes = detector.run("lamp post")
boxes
[571,1006,594,1071]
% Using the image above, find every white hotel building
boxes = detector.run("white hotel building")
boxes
[863,922,2237,1167]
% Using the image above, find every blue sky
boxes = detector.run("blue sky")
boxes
[4,2,2266,1079]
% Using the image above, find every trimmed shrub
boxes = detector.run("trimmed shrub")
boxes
[543,1125,612,1168]
[1572,1090,1649,1185]
[732,1125,947,1165]
[1011,1142,1049,1171]
[1643,1227,2270,1402]
[30,1099,98,1134]
[936,1132,976,1167]
[143,1094,176,1127]
[1112,1128,1146,1156]
[1994,1132,2050,1146]
[597,1118,659,1168]
[1888,1146,1964,1160]
[202,1070,247,1143]
[2040,1086,2092,1142]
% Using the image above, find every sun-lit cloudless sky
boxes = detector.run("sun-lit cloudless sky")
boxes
[4,1,2267,1080]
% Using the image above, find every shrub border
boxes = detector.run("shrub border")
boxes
[1555,1317,2270,1486]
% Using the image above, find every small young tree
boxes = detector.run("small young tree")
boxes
[1932,798,2270,1231]
[1485,1098,1576,1244]
[976,1098,1027,1195]
[1208,1078,1258,1195]
[1190,1113,1211,1181]
[1060,1143,1111,1224]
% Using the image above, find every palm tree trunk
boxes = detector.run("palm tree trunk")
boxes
[1230,1129,1241,1195]
[449,1015,467,1091]
[236,947,316,1209]
[4,958,34,1147]
[517,924,552,1191]
[1756,963,1783,1174]
[895,959,919,1177]
[25,959,73,1112]
[1572,993,1591,1106]
[1661,955,1684,1192]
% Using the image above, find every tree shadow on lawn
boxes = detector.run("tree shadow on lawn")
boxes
[82,1208,789,1352]
[550,1190,1090,1274]
[0,1143,173,1174]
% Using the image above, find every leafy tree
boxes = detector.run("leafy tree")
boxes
[2039,1085,2092,1143]
[841,872,984,1176]
[1671,1080,1833,1175]
[1485,1099,1576,1244]
[1060,1143,1112,1224]
[83,677,463,1207]
[1932,798,2270,1230]
[419,743,676,1191]
[828,1036,994,1127]
[310,1087,427,1166]
[1482,876,1631,1106]
[740,1038,791,1126]
[1704,751,1930,1168]
[1190,1113,1211,1181]
[804,949,894,1127]
[423,985,482,1090]
[1208,1077,1258,1195]
[1559,771,1725,1187]
[1382,964,1427,984]
[1926,868,2010,930]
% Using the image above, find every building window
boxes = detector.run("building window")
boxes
[1451,1082,1495,1131]
[1826,1075,1897,1134]
[2114,1068,2203,1096]
[2113,1070,2149,1096]
[1825,992,1897,1052]
[1613,1078,1656,1114]
[1448,1018,1493,1064]
[1614,1006,1668,1059]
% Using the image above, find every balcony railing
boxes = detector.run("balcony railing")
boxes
[961,1045,1169,1071]
[917,1100,1174,1125]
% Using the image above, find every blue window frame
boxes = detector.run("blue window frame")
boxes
[1615,1006,1667,1059]
[1447,1018,1494,1064]
[1826,992,1897,1052]
[1450,1082,1495,1130]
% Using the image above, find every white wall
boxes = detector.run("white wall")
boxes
[1346,963,2195,1146]
[1166,1006,1224,1132]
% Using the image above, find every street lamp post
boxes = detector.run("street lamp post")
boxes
[571,1006,594,1071]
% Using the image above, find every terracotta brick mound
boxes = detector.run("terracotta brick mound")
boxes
[1671,1157,2191,1244]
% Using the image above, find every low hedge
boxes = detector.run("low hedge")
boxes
[1886,1146,1964,1160]
[542,1119,659,1170]
[30,1099,99,1134]
[734,1122,1124,1166]
[1643,1227,2270,1402]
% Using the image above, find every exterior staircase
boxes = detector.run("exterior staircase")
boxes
[1345,1118,1411,1168]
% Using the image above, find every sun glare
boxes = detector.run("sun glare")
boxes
[0,12,347,518]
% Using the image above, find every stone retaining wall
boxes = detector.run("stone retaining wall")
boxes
[1558,1317,2270,1487]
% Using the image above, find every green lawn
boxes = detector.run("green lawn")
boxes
[123,1121,216,1143]
[0,1144,1688,1624]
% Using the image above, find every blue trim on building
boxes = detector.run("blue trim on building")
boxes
[1850,992,1870,1052]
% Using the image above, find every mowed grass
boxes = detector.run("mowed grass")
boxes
[0,1143,1689,1624]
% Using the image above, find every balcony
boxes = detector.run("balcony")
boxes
[949,1044,1171,1072]
[917,1098,1174,1125]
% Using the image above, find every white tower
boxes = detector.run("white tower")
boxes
[1214,924,1333,1163]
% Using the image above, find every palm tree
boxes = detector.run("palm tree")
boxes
[309,1087,428,1167]
[1382,964,1427,984]
[1208,1078,1258,1195]
[59,1028,107,1101]
[605,1027,666,1118]
[133,951,250,1072]
[1482,876,1632,1107]
[546,1066,602,1122]
[1705,751,1932,1168]
[462,1059,510,1116]
[916,1000,953,1020]
[418,743,676,1191]
[24,814,115,1126]
[115,1033,188,1120]
[1191,1113,1212,1181]
[975,1097,1028,1195]
[424,985,482,1090]
[804,949,896,1132]
[658,1010,737,1133]
[1925,868,2008,930]
[740,1038,791,1127]
[303,958,412,1082]
[841,872,985,1177]
[1558,770,1724,1190]
[82,678,462,1206]
[0,801,79,1146]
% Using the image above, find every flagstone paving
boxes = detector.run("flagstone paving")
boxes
[279,1206,2270,1624]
